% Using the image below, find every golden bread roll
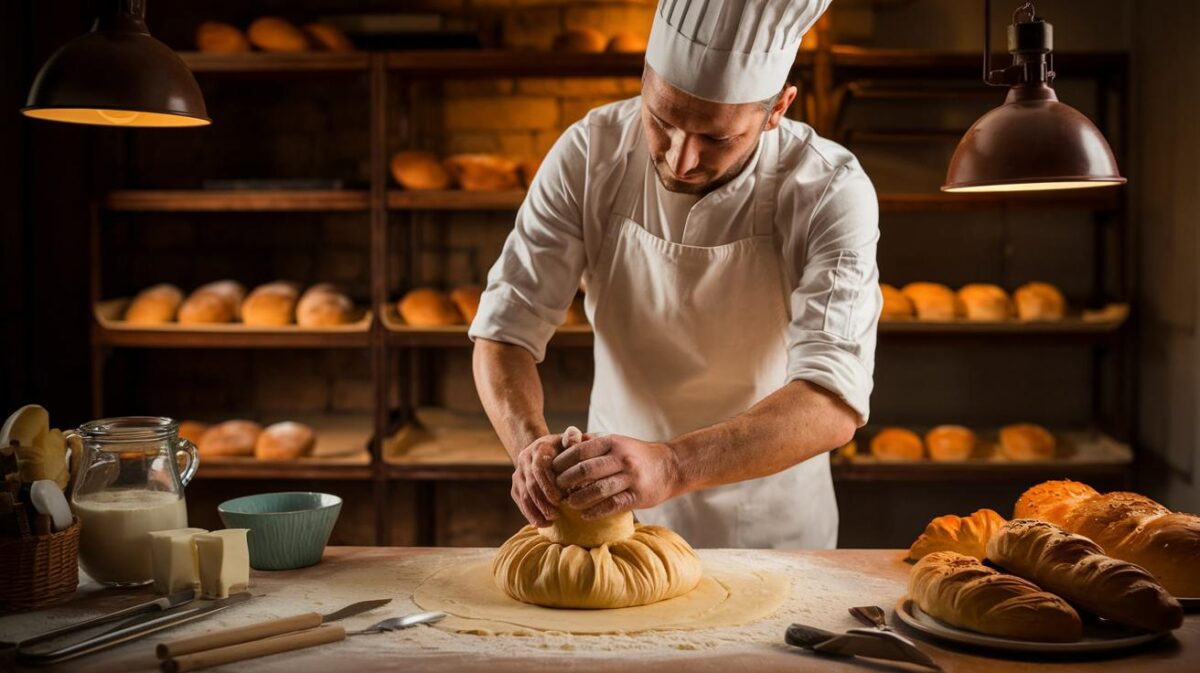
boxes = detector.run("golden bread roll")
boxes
[303,23,353,52]
[563,295,588,326]
[398,288,463,326]
[195,21,250,54]
[296,283,353,327]
[449,286,483,325]
[242,281,300,326]
[390,150,453,190]
[901,282,961,320]
[986,519,1182,632]
[519,158,541,189]
[444,154,521,192]
[1014,282,1066,320]
[1013,479,1100,526]
[198,420,262,458]
[908,509,1007,561]
[836,439,858,459]
[924,425,976,462]
[879,283,914,319]
[552,28,608,53]
[607,32,647,53]
[957,284,1013,321]
[178,280,245,324]
[125,284,184,324]
[254,421,315,460]
[869,427,924,461]
[909,551,1081,642]
[177,421,208,447]
[998,423,1055,461]
[247,17,309,53]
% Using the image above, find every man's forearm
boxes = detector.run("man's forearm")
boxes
[666,380,858,496]
[472,338,550,462]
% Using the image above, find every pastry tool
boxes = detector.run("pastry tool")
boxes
[786,622,942,671]
[156,598,392,659]
[849,605,940,668]
[15,590,196,649]
[159,610,446,673]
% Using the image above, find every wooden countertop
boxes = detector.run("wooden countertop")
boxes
[1,547,1195,673]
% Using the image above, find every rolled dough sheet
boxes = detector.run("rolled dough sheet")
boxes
[413,556,789,635]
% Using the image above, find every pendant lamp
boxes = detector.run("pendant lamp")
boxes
[21,0,209,128]
[942,1,1124,193]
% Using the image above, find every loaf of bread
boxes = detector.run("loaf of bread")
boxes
[303,23,353,52]
[296,283,353,327]
[398,288,463,326]
[177,420,208,447]
[1014,282,1066,320]
[195,21,250,54]
[909,551,1081,642]
[255,421,315,460]
[125,284,184,324]
[391,151,453,191]
[925,425,976,462]
[870,427,923,461]
[879,283,914,319]
[563,295,588,326]
[198,420,262,458]
[986,519,1183,632]
[901,282,961,320]
[957,284,1013,321]
[1013,480,1100,526]
[908,509,1007,561]
[247,17,309,53]
[449,286,482,325]
[242,282,300,326]
[607,32,647,53]
[553,28,608,53]
[444,154,521,191]
[178,280,245,324]
[998,423,1055,461]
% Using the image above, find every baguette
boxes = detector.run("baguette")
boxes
[909,551,1081,642]
[986,519,1182,632]
[908,509,1006,561]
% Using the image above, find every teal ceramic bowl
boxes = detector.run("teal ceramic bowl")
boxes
[218,492,342,570]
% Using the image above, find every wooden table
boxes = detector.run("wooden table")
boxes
[1,548,1196,673]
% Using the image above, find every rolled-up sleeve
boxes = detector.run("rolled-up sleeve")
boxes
[784,165,881,424]
[468,122,589,362]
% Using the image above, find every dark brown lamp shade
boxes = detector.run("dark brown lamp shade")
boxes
[21,0,209,128]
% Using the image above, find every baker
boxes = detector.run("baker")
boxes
[470,0,880,549]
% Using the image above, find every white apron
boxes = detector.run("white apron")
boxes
[584,129,839,549]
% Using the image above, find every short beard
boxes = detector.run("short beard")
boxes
[651,112,771,196]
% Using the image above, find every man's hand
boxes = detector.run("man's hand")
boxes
[511,434,566,527]
[552,435,682,520]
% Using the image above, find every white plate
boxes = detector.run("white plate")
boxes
[894,598,1167,654]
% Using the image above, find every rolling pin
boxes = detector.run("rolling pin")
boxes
[160,625,345,673]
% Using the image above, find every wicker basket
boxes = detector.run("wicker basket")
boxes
[0,517,80,611]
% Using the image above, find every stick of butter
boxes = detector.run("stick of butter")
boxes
[195,529,251,599]
[148,527,208,595]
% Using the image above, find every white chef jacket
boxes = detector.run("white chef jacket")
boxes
[470,96,880,423]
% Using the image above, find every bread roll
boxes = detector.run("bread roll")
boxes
[296,283,353,327]
[1013,479,1100,526]
[901,282,961,320]
[986,519,1183,632]
[255,421,315,460]
[198,421,262,458]
[398,288,463,326]
[553,28,608,53]
[390,151,453,191]
[908,509,1007,561]
[957,284,1013,321]
[303,23,353,52]
[242,282,300,326]
[247,17,309,53]
[449,286,483,325]
[177,421,208,447]
[879,283,914,319]
[998,423,1055,461]
[925,425,976,462]
[909,551,1081,642]
[519,158,541,189]
[125,284,184,324]
[563,295,588,326]
[1014,282,1066,320]
[607,32,647,53]
[444,154,521,192]
[869,427,923,461]
[836,439,858,459]
[195,21,250,54]
[178,280,245,324]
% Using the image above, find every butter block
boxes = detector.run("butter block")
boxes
[147,527,208,595]
[195,529,250,599]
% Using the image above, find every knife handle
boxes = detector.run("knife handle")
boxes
[162,625,346,673]
[157,612,323,660]
[785,623,837,650]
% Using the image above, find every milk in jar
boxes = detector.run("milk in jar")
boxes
[74,489,188,585]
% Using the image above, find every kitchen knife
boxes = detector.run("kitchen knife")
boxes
[16,590,196,649]
[157,598,392,660]
[786,623,942,670]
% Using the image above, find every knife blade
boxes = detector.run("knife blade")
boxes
[16,590,196,648]
[786,623,942,670]
[321,598,392,623]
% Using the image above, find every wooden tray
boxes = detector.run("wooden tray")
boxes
[879,304,1129,334]
[95,299,372,334]
[196,414,372,475]
[385,408,585,466]
[837,428,1133,467]
[380,304,591,345]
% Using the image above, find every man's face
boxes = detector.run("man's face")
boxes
[641,67,788,195]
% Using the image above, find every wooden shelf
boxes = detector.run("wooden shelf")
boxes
[881,304,1129,335]
[830,47,1127,79]
[385,50,647,77]
[381,306,592,347]
[196,461,373,480]
[103,190,369,212]
[830,460,1129,482]
[388,189,525,211]
[180,51,370,73]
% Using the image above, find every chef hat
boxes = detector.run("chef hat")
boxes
[646,0,832,104]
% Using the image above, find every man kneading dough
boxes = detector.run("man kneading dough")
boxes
[471,0,880,549]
